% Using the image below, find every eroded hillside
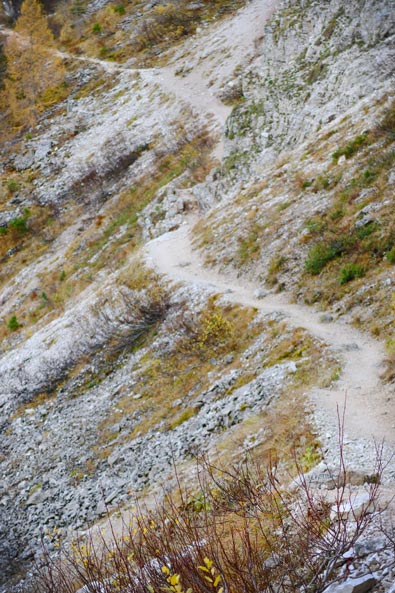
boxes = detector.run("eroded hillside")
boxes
[0,0,394,591]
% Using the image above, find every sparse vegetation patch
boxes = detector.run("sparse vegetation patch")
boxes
[331,131,371,162]
[339,262,365,285]
[58,0,248,64]
[32,446,386,593]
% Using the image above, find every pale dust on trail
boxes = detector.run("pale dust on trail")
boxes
[1,1,278,161]
[2,0,394,447]
[158,0,279,159]
[144,219,395,446]
[0,1,277,315]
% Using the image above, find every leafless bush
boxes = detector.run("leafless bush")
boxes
[30,423,391,593]
[3,353,72,404]
[84,280,170,356]
[69,136,149,203]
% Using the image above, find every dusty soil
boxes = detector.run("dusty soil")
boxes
[4,0,393,444]
[145,218,395,446]
[2,0,393,451]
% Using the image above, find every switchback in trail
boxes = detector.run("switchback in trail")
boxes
[2,1,393,445]
[1,0,276,160]
[145,219,395,446]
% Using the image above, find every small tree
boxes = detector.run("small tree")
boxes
[4,0,64,126]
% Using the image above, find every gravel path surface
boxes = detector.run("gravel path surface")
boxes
[145,218,395,446]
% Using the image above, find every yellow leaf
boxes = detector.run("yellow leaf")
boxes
[204,557,213,569]
[218,588,224,593]
[214,575,221,587]
[162,566,170,575]
[204,576,213,583]
[198,566,209,573]
[169,574,180,586]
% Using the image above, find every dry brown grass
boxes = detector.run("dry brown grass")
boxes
[95,298,261,453]
[381,337,395,384]
[32,436,386,593]
[0,130,214,349]
[94,303,338,467]
[196,321,339,474]
[57,0,248,65]
[10,391,57,420]
[193,96,395,346]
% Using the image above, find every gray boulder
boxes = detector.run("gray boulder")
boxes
[323,575,377,593]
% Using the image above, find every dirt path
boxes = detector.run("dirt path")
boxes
[0,1,276,310]
[1,0,276,161]
[53,51,232,159]
[3,2,393,444]
[145,219,395,445]
[157,67,232,160]
[153,0,277,158]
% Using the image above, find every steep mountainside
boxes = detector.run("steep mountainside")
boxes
[0,0,394,591]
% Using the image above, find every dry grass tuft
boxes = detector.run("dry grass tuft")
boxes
[32,437,387,593]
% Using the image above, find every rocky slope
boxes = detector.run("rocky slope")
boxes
[0,0,394,590]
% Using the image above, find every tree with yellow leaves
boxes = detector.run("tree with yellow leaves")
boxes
[4,0,64,127]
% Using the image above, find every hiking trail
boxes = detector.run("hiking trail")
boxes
[145,219,395,446]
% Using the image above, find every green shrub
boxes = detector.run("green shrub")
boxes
[339,263,365,285]
[99,47,113,58]
[92,23,102,33]
[8,315,21,331]
[386,247,395,263]
[9,216,28,234]
[237,224,262,265]
[305,218,326,234]
[112,3,125,14]
[363,169,374,181]
[305,238,348,275]
[355,221,378,240]
[332,131,370,161]
[8,209,31,235]
[312,174,341,193]
[329,208,344,221]
[313,175,329,190]
[7,179,20,193]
